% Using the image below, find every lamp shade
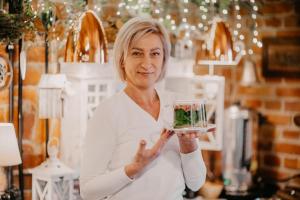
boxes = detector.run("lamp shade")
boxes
[0,123,22,166]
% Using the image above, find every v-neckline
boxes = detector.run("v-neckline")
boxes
[121,89,162,123]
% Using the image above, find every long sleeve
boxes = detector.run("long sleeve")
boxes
[80,103,133,200]
[180,145,207,191]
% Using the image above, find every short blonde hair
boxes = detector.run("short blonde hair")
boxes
[113,17,171,82]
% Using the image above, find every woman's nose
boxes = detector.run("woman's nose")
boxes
[141,55,152,68]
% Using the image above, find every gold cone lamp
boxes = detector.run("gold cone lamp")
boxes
[64,10,108,63]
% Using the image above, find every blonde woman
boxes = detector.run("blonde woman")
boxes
[80,17,206,200]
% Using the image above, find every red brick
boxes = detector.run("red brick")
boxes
[285,78,300,84]
[266,114,291,125]
[237,85,274,96]
[251,44,263,55]
[257,30,276,40]
[284,158,300,169]
[277,30,300,37]
[259,123,278,139]
[23,154,44,169]
[274,143,300,154]
[27,46,45,62]
[276,88,300,97]
[23,143,34,155]
[265,77,284,84]
[242,99,262,109]
[283,130,300,139]
[0,107,9,122]
[24,190,31,200]
[284,15,300,27]
[259,168,290,180]
[285,102,300,111]
[260,2,294,14]
[24,174,32,190]
[265,100,281,110]
[264,154,281,166]
[258,141,273,151]
[265,17,282,27]
[23,64,43,85]
[0,88,9,103]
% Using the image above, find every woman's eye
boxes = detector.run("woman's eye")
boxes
[151,52,160,56]
[132,52,142,56]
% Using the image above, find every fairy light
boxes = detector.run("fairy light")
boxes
[232,0,242,46]
[250,0,262,48]
[222,9,228,15]
[114,0,263,54]
[198,23,203,28]
[253,30,258,36]
[257,41,263,48]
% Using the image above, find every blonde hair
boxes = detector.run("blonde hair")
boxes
[113,17,171,82]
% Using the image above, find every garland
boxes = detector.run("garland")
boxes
[0,0,35,43]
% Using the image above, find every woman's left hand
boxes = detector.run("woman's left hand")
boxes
[177,131,199,154]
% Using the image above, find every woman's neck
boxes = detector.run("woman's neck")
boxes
[124,85,159,105]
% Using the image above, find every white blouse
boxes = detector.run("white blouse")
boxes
[80,90,206,200]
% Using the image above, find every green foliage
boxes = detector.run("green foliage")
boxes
[174,109,191,128]
[174,108,201,128]
[0,0,35,43]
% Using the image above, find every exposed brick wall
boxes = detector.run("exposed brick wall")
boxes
[0,34,63,199]
[196,0,300,180]
[0,0,299,199]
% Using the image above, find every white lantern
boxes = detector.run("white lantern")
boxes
[30,139,75,200]
[38,74,68,119]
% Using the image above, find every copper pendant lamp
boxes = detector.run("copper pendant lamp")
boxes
[64,10,108,63]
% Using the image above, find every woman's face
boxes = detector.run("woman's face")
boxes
[123,33,164,89]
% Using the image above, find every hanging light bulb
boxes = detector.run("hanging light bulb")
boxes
[241,59,258,86]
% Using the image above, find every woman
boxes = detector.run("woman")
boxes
[80,17,206,200]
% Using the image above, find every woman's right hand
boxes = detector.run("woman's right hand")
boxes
[124,129,174,179]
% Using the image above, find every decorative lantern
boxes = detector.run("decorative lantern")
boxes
[38,74,68,119]
[30,138,75,200]
[0,56,13,91]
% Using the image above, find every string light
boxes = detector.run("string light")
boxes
[250,0,262,49]
[112,0,262,55]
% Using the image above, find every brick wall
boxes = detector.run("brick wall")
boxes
[0,0,299,199]
[0,34,64,199]
[196,0,300,181]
